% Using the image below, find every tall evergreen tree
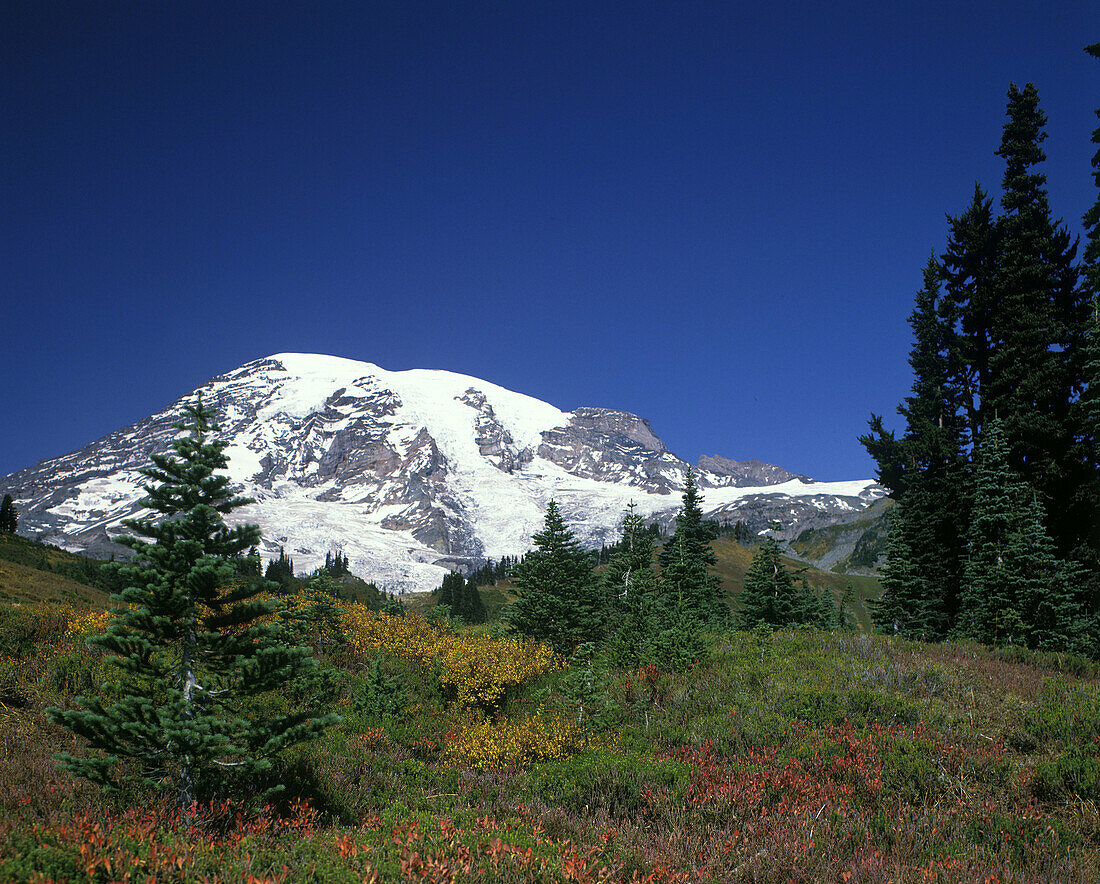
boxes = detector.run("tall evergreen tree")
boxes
[864,82,1097,645]
[604,503,665,666]
[508,501,599,652]
[1084,44,1100,305]
[989,84,1087,560]
[872,500,941,639]
[736,536,802,629]
[438,571,465,615]
[1076,43,1100,612]
[862,258,969,633]
[940,187,1000,450]
[265,547,295,586]
[955,420,1081,650]
[658,471,725,626]
[462,575,486,623]
[603,503,653,609]
[49,397,337,807]
[0,493,16,533]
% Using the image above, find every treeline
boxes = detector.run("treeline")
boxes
[862,60,1100,654]
[433,571,486,623]
[502,473,845,670]
[258,545,402,613]
[467,554,524,586]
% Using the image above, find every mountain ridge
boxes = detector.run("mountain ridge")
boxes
[0,353,883,591]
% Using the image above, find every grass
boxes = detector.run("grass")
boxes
[708,537,882,632]
[0,534,1096,882]
[0,533,109,608]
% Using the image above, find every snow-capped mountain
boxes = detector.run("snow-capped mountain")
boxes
[1,354,883,591]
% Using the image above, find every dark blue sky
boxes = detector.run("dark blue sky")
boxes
[3,1,1097,481]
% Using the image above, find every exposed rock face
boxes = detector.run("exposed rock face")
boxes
[0,353,883,591]
[697,455,812,488]
[458,389,533,474]
[537,408,686,494]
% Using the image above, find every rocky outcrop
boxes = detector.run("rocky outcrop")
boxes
[0,353,882,591]
[458,389,533,473]
[537,408,685,494]
[697,454,811,487]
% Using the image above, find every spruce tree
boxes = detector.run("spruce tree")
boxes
[49,396,337,807]
[813,584,839,630]
[862,258,969,633]
[1077,43,1100,614]
[863,82,1097,642]
[438,570,464,615]
[1085,45,1100,309]
[265,547,295,586]
[604,503,664,666]
[872,500,940,639]
[956,420,1081,650]
[839,582,857,631]
[0,493,16,533]
[658,471,725,626]
[990,84,1087,560]
[735,536,800,629]
[463,575,486,623]
[940,187,1000,449]
[602,503,653,611]
[508,500,598,652]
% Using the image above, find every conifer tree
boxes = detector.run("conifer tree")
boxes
[1085,45,1100,309]
[658,471,725,626]
[862,258,969,633]
[508,500,598,652]
[463,575,486,623]
[955,420,1081,650]
[604,503,665,666]
[864,82,1097,644]
[872,501,940,639]
[0,493,16,533]
[49,396,337,807]
[989,84,1088,559]
[813,585,839,630]
[1077,43,1100,611]
[736,536,805,629]
[602,503,653,611]
[439,570,464,614]
[839,582,857,631]
[265,547,295,585]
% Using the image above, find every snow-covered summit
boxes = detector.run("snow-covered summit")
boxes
[0,354,883,591]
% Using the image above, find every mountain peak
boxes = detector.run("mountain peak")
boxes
[1,355,881,591]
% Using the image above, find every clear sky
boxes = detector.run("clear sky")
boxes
[2,1,1097,481]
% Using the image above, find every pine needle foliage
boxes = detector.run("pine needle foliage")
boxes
[508,500,599,653]
[735,536,818,629]
[0,493,17,533]
[49,396,338,808]
[955,420,1084,652]
[658,471,726,627]
[862,78,1099,650]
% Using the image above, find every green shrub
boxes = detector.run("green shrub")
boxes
[1031,745,1100,802]
[846,686,921,726]
[46,648,109,698]
[533,749,689,815]
[881,737,941,802]
[776,687,844,726]
[0,606,67,657]
[1025,679,1100,747]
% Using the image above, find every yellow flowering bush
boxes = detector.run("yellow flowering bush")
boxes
[445,711,589,768]
[64,607,111,640]
[338,606,562,710]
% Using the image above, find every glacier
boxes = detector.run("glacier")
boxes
[0,353,883,592]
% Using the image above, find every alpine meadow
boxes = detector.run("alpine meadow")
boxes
[3,32,1100,884]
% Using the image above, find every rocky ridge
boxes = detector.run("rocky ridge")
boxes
[0,354,883,591]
